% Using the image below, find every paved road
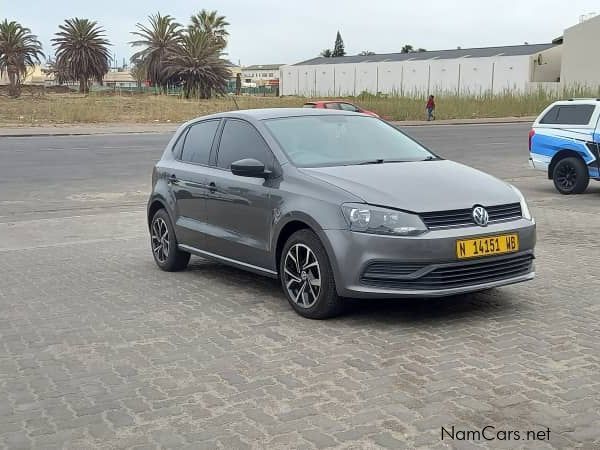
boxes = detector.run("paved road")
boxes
[1,124,599,449]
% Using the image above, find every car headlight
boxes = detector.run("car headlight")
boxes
[341,203,427,236]
[509,185,533,221]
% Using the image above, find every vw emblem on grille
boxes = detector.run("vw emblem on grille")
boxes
[472,206,489,227]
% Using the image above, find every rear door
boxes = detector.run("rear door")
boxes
[170,119,221,247]
[204,119,279,271]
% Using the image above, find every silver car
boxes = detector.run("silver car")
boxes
[148,108,536,319]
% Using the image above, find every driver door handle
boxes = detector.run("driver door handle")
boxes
[208,181,217,192]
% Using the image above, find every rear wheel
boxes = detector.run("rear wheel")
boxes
[552,156,589,194]
[150,209,190,271]
[279,230,343,319]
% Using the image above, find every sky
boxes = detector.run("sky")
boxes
[2,0,599,66]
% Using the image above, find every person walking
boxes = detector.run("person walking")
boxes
[426,95,435,121]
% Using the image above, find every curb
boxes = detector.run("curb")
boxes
[0,117,535,137]
[390,117,535,127]
[0,130,176,138]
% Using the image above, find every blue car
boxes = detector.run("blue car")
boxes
[529,99,600,194]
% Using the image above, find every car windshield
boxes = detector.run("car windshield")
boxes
[263,115,434,167]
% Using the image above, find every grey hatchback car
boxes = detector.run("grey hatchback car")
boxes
[148,108,536,319]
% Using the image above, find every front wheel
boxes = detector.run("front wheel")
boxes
[552,157,589,195]
[150,209,190,271]
[279,230,343,319]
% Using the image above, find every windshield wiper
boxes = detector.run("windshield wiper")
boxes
[352,157,435,166]
[357,159,385,165]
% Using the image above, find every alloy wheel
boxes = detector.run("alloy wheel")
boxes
[283,243,321,308]
[151,217,170,263]
[555,163,577,190]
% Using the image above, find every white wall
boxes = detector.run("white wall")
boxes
[280,54,535,97]
[561,15,600,88]
[531,46,562,82]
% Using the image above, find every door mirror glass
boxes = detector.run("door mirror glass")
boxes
[230,158,267,177]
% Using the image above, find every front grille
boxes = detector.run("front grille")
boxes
[361,252,533,290]
[420,203,522,229]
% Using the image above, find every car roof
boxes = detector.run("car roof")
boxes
[191,107,365,121]
[547,99,600,106]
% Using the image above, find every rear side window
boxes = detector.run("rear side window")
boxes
[540,105,595,125]
[180,120,220,164]
[303,103,316,108]
[339,103,359,112]
[217,120,274,170]
[171,129,188,159]
[325,103,341,110]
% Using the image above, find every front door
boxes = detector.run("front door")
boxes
[204,119,278,271]
[170,119,221,248]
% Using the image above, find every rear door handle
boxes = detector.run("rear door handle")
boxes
[208,181,217,192]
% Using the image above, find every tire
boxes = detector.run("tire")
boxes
[150,209,190,271]
[279,229,343,319]
[552,156,589,195]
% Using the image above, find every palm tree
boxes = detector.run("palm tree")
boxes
[189,9,229,49]
[52,18,111,93]
[42,58,73,85]
[0,20,44,97]
[130,13,182,92]
[320,49,332,58]
[130,58,147,88]
[401,44,414,54]
[161,29,230,99]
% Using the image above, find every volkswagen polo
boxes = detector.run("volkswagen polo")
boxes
[148,109,536,319]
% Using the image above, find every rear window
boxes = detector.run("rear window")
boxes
[540,104,595,125]
[303,104,316,108]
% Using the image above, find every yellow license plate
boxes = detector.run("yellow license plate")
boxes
[456,234,519,259]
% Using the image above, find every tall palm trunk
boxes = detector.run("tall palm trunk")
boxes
[79,76,89,93]
[7,65,20,98]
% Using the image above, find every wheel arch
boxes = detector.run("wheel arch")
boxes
[273,214,327,275]
[548,149,587,179]
[147,197,169,229]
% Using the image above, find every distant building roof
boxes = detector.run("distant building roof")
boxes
[293,43,558,66]
[243,64,285,71]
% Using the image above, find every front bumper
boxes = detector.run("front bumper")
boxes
[319,219,536,299]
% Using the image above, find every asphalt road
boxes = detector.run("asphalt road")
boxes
[1,123,599,449]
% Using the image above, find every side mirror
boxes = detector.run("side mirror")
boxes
[230,158,269,178]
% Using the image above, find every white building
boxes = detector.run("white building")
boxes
[242,64,285,87]
[280,43,561,97]
[280,15,600,97]
[560,14,600,88]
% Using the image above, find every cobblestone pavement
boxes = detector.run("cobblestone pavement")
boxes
[1,125,599,449]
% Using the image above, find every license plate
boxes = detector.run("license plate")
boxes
[456,234,519,259]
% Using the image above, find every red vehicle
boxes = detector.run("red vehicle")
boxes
[303,100,380,118]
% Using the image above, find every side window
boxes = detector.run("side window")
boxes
[180,120,220,164]
[556,105,594,125]
[540,106,559,124]
[217,120,274,170]
[171,129,188,159]
[540,105,594,125]
[325,103,341,110]
[339,103,359,112]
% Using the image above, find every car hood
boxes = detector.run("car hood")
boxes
[300,160,518,212]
